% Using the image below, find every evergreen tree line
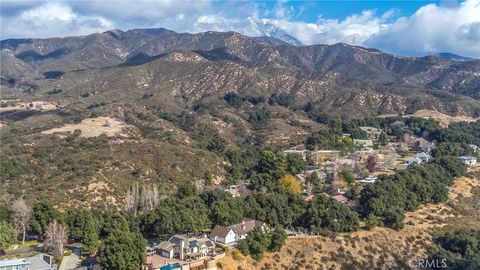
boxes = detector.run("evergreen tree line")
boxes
[359,156,467,230]
[0,202,145,270]
[429,229,480,269]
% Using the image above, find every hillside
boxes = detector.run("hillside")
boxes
[1,28,480,117]
[1,28,480,207]
[219,169,480,269]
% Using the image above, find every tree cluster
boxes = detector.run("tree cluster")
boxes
[429,229,480,269]
[237,227,287,261]
[359,157,466,230]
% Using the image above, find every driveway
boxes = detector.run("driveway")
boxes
[60,253,81,270]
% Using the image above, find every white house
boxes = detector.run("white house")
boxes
[354,139,373,148]
[358,175,377,184]
[459,156,477,166]
[283,144,308,160]
[156,235,215,260]
[209,226,237,245]
[404,157,422,165]
[415,152,430,163]
[209,218,267,246]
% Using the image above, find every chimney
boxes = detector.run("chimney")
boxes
[180,239,185,261]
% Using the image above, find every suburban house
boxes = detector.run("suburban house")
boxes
[353,139,373,149]
[415,152,430,163]
[316,150,341,163]
[458,156,477,166]
[359,126,382,140]
[358,175,377,184]
[404,157,422,165]
[224,185,240,197]
[155,235,215,261]
[305,167,327,181]
[209,218,267,246]
[422,143,436,153]
[0,254,54,270]
[331,194,349,204]
[283,144,308,160]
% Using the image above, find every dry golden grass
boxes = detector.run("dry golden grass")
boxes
[413,110,479,127]
[41,116,130,138]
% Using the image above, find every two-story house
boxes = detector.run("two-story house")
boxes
[209,218,267,246]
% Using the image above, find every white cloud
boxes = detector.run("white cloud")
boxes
[367,0,480,57]
[248,0,480,57]
[70,0,211,21]
[0,2,114,39]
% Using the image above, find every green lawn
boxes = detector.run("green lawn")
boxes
[5,241,41,251]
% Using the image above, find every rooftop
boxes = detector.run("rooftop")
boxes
[0,259,30,267]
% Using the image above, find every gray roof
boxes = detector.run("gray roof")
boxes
[158,241,174,252]
[164,235,214,250]
[204,240,215,247]
[168,235,188,246]
[25,254,53,270]
[188,240,198,249]
[230,218,265,236]
[459,156,476,160]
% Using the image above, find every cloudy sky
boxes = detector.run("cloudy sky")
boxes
[1,0,479,58]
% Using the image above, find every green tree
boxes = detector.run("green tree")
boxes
[246,228,270,261]
[306,172,323,195]
[285,153,307,175]
[429,229,480,270]
[379,132,389,146]
[204,170,213,186]
[29,202,60,236]
[66,208,99,254]
[0,204,11,222]
[364,214,381,230]
[329,118,342,134]
[98,215,146,270]
[304,195,360,232]
[0,221,17,249]
[383,208,404,231]
[256,150,286,179]
[269,227,287,252]
[237,239,249,255]
[141,197,211,236]
[201,190,244,226]
[249,173,275,191]
[176,182,197,199]
[340,169,355,186]
[224,92,242,108]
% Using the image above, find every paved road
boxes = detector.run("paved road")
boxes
[60,254,81,270]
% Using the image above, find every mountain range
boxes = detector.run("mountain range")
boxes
[1,27,480,207]
[1,27,480,118]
